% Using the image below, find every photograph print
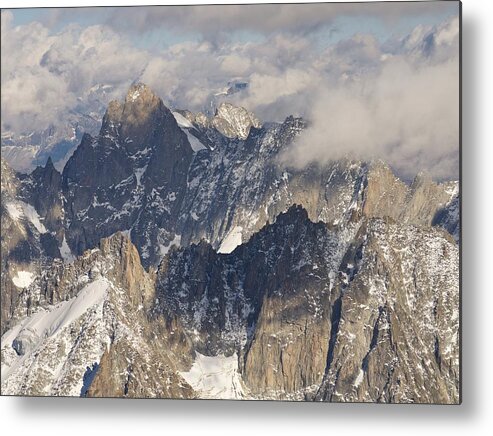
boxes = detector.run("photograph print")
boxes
[0,1,461,403]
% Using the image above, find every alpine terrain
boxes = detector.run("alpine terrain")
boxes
[1,83,460,403]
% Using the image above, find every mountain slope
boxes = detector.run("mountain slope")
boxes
[1,83,460,402]
[154,206,459,402]
[315,218,459,403]
[1,233,194,398]
[62,83,194,265]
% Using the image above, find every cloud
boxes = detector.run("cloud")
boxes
[279,49,459,180]
[1,10,147,132]
[1,8,460,180]
[100,3,457,39]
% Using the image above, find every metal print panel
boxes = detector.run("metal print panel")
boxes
[0,1,461,403]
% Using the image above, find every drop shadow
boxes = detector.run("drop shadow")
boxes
[5,6,479,425]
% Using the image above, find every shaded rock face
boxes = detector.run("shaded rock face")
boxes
[315,219,459,404]
[62,83,194,265]
[176,120,458,260]
[0,202,459,402]
[0,158,61,334]
[155,206,459,402]
[155,206,346,398]
[20,157,64,234]
[433,187,460,242]
[4,84,459,275]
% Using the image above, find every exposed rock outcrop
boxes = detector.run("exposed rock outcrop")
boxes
[62,83,194,265]
[1,233,194,398]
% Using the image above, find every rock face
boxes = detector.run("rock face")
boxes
[176,102,261,140]
[212,103,261,139]
[1,83,460,403]
[0,158,60,334]
[3,84,459,272]
[154,206,459,403]
[62,83,194,265]
[315,218,459,403]
[1,233,194,398]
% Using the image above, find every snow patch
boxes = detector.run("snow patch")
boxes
[172,111,207,152]
[5,200,47,233]
[159,234,181,257]
[1,279,110,381]
[185,131,207,152]
[218,226,243,254]
[3,279,109,351]
[12,271,34,288]
[172,111,194,128]
[60,236,75,263]
[179,352,244,399]
[1,279,111,392]
[353,369,364,388]
[134,165,148,187]
[5,202,23,220]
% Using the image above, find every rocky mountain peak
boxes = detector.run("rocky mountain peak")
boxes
[44,156,55,170]
[102,100,124,129]
[411,170,433,188]
[98,232,154,307]
[212,102,261,139]
[100,83,173,147]
[99,231,135,257]
[31,156,60,182]
[124,82,159,105]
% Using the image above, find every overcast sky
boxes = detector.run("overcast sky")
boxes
[1,2,460,180]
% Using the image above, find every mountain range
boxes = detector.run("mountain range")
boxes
[0,83,460,403]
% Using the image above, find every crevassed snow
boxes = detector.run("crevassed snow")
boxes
[5,200,47,233]
[179,352,244,399]
[172,111,194,128]
[12,271,34,288]
[60,236,75,263]
[1,279,110,381]
[218,226,243,254]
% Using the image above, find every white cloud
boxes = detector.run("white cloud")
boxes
[0,11,146,132]
[279,54,459,180]
[1,9,459,179]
